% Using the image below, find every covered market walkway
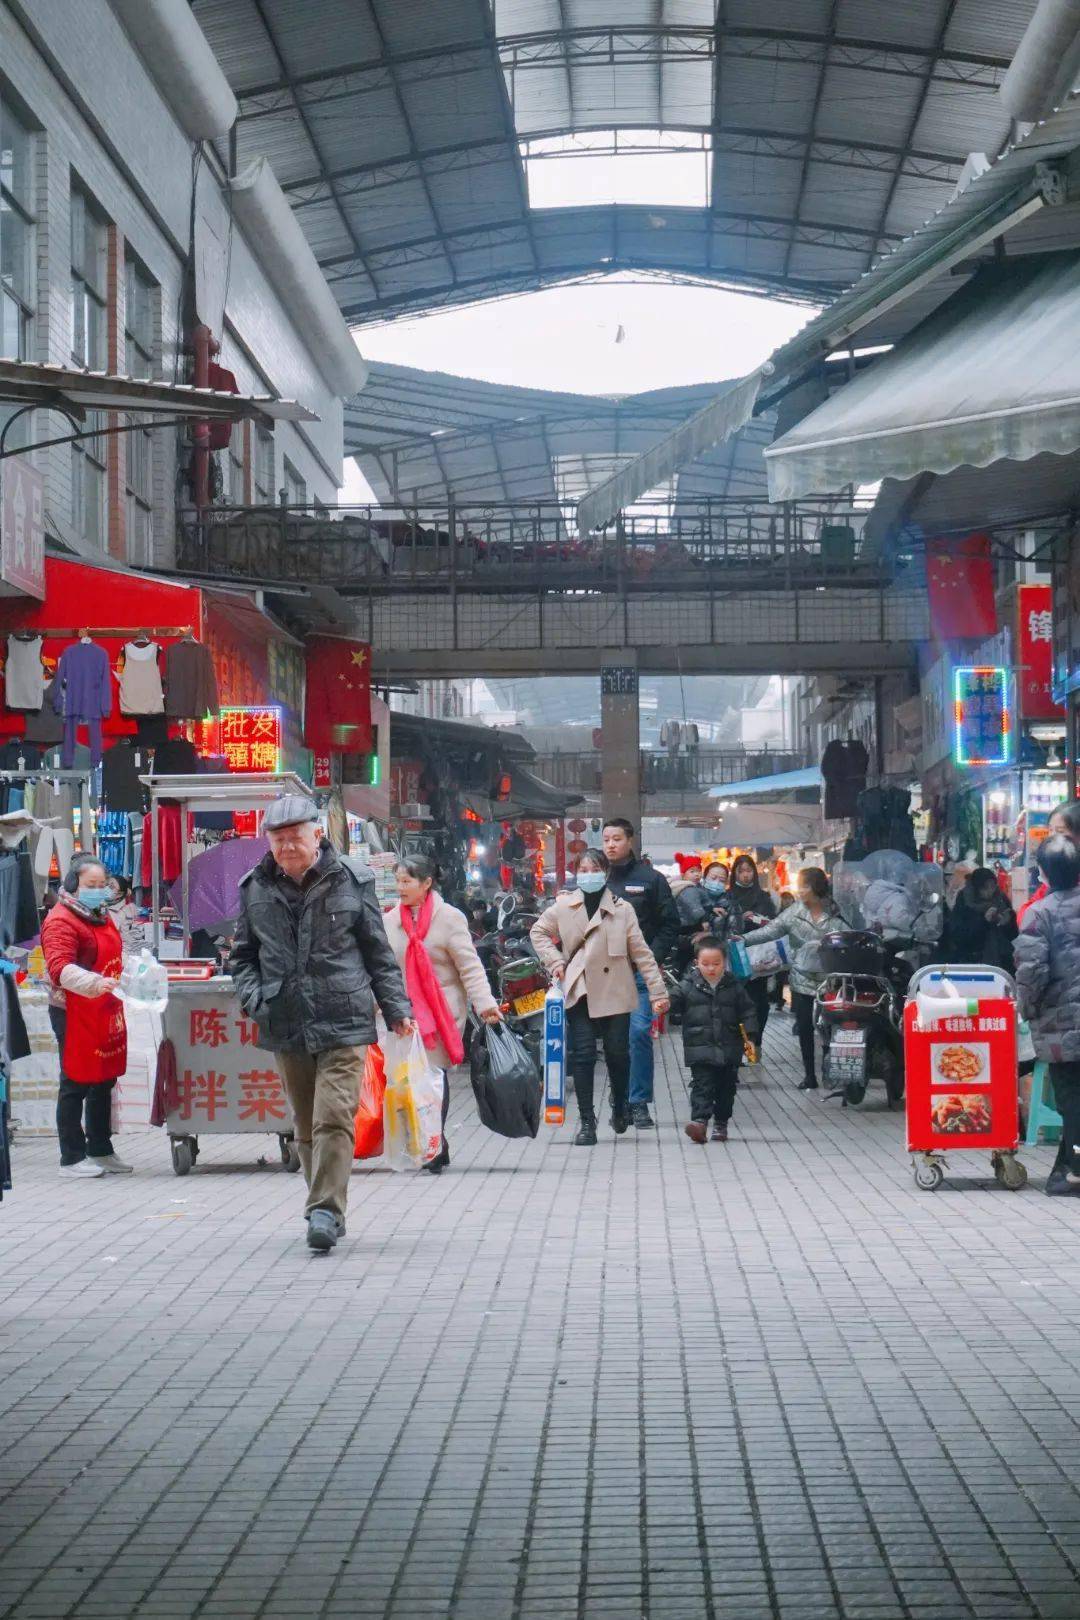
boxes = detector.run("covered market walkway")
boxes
[1,1024,1079,1620]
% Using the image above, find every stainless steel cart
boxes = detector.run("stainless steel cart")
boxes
[143,771,314,1175]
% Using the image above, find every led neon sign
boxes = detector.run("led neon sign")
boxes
[954,666,1009,767]
[219,705,283,773]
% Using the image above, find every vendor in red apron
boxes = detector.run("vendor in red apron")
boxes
[41,855,131,1180]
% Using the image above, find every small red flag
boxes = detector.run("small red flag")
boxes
[926,533,997,640]
[304,636,372,755]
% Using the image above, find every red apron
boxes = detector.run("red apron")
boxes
[64,917,127,1084]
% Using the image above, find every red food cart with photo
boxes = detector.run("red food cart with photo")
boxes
[903,965,1027,1192]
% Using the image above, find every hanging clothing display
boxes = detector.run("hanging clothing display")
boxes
[97,810,134,878]
[24,680,65,746]
[101,740,149,814]
[135,713,170,749]
[53,640,111,769]
[4,635,44,711]
[165,636,219,719]
[118,641,165,715]
[141,805,183,888]
[820,738,870,820]
[32,779,76,896]
[152,737,199,778]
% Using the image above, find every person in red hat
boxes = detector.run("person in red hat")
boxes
[672,853,706,972]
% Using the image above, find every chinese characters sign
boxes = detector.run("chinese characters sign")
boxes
[1017,583,1064,721]
[954,666,1009,767]
[218,706,283,773]
[165,992,293,1134]
[0,456,45,600]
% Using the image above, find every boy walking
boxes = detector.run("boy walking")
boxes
[674,936,759,1143]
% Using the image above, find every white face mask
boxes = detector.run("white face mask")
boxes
[577,872,607,894]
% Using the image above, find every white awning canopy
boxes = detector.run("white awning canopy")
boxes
[765,252,1080,502]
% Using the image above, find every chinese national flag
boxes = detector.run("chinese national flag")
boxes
[926,533,997,640]
[304,636,372,755]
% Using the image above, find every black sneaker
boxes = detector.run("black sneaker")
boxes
[574,1114,598,1147]
[797,1078,819,1091]
[631,1103,655,1129]
[1046,1168,1080,1196]
[610,1103,630,1135]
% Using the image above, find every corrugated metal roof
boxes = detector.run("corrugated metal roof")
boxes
[192,0,1038,320]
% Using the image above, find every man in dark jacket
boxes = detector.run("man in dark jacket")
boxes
[672,936,759,1143]
[603,817,679,1128]
[230,795,413,1251]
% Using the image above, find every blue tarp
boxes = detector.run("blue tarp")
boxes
[708,765,821,800]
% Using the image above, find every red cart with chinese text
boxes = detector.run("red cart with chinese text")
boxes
[146,772,309,1176]
[904,964,1028,1192]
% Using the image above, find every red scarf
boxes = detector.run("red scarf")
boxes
[400,893,464,1065]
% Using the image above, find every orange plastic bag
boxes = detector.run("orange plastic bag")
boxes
[353,1043,386,1159]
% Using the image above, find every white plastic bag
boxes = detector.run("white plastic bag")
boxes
[118,949,169,1014]
[382,1030,445,1170]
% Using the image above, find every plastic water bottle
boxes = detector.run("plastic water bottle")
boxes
[119,949,169,1014]
[544,981,566,1126]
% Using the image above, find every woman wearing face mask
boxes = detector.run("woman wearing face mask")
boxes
[699,861,738,942]
[40,855,130,1179]
[531,851,669,1145]
[383,855,501,1173]
[727,854,778,1045]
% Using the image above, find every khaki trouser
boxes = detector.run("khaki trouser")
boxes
[276,1045,365,1221]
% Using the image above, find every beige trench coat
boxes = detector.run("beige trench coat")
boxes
[383,892,499,1069]
[530,889,667,1017]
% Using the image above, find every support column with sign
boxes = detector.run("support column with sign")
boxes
[600,652,641,831]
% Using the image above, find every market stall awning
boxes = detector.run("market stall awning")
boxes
[0,358,317,428]
[765,253,1080,501]
[710,804,822,847]
[460,764,584,823]
[708,765,821,800]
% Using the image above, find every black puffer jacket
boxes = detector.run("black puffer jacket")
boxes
[1015,886,1080,1061]
[672,967,760,1068]
[229,843,412,1054]
[727,882,777,935]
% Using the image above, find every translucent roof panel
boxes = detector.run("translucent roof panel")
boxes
[194,0,1035,322]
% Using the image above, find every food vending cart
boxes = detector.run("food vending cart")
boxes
[144,771,314,1176]
[903,964,1028,1192]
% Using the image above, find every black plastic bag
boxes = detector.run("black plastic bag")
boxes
[470,1019,542,1139]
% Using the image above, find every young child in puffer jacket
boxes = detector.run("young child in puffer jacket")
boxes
[671,936,759,1143]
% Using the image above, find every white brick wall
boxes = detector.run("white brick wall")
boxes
[1,0,346,568]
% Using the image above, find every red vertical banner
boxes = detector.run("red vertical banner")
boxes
[1017,583,1064,720]
[304,637,372,755]
[555,820,566,889]
[926,534,997,640]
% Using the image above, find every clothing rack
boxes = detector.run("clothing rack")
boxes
[11,627,195,639]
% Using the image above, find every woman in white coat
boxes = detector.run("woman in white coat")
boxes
[383,855,501,1172]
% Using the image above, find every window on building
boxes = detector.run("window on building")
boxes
[70,185,109,545]
[282,457,306,509]
[1,95,35,448]
[124,255,157,566]
[253,427,274,504]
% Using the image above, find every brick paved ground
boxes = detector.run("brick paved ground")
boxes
[2,1014,1080,1620]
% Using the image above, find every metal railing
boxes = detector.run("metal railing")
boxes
[532,747,806,796]
[176,498,880,597]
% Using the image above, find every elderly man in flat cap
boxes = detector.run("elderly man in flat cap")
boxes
[230,794,413,1251]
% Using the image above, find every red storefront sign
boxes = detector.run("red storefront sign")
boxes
[904,999,1018,1153]
[313,754,332,789]
[0,456,45,600]
[1017,583,1064,720]
[217,706,283,773]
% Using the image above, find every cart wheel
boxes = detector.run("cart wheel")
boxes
[844,1081,867,1106]
[914,1159,943,1191]
[171,1138,193,1177]
[280,1136,302,1173]
[995,1155,1028,1191]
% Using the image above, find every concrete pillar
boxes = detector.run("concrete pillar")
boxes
[600,652,641,829]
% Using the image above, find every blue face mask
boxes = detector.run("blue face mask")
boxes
[79,887,112,911]
[577,872,607,894]
[703,881,726,897]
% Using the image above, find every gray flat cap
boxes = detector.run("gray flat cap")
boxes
[263,794,319,831]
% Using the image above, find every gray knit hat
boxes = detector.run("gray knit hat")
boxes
[263,793,319,831]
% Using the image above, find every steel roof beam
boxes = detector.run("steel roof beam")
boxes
[865,0,961,268]
[247,0,380,299]
[782,0,841,281]
[233,24,1012,104]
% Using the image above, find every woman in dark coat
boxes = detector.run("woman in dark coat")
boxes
[728,854,778,1044]
[943,867,1018,969]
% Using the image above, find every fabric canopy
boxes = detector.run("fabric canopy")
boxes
[765,253,1080,502]
[710,804,822,848]
[708,765,821,799]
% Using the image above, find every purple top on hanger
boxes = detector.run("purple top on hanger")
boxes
[53,641,112,722]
